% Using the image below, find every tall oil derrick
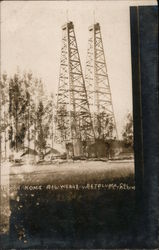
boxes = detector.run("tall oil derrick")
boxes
[85,23,118,140]
[56,22,95,155]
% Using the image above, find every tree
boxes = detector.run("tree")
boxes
[44,93,54,149]
[95,112,114,140]
[0,72,9,161]
[8,72,28,151]
[36,101,50,158]
[8,71,43,153]
[122,112,133,147]
[1,69,55,161]
[23,71,37,151]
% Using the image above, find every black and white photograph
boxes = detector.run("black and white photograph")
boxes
[0,0,158,249]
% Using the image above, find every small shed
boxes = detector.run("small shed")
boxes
[21,148,39,164]
[44,148,61,161]
[87,139,108,158]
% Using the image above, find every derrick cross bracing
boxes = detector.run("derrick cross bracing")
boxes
[55,22,95,148]
[85,23,118,140]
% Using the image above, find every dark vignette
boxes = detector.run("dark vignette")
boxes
[130,5,159,248]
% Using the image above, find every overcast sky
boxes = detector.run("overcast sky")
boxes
[1,0,157,137]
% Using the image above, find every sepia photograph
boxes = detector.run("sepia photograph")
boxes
[0,0,158,248]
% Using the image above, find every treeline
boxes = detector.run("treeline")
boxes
[0,71,54,162]
[0,70,133,163]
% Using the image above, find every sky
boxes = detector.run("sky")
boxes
[1,0,157,138]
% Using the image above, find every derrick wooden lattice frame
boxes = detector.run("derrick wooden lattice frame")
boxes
[55,22,95,144]
[85,23,118,140]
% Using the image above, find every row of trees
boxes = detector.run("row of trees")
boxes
[0,70,54,162]
[0,69,133,163]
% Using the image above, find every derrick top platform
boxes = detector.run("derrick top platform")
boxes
[62,21,74,30]
[89,23,100,31]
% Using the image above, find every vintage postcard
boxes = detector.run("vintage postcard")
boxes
[0,0,158,249]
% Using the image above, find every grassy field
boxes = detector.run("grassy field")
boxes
[1,160,138,248]
[9,160,134,185]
